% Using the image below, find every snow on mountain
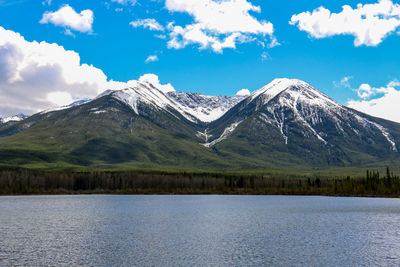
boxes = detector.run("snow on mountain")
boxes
[247,78,397,151]
[34,80,245,123]
[109,81,246,123]
[202,120,243,147]
[40,99,90,114]
[250,78,339,108]
[235,89,251,96]
[15,77,397,153]
[0,114,27,124]
[103,77,398,152]
[167,91,246,122]
[111,81,199,122]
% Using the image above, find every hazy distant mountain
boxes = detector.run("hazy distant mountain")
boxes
[0,114,28,126]
[0,78,399,170]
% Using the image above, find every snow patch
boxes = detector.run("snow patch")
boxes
[1,114,27,123]
[250,78,308,103]
[202,120,243,147]
[91,110,107,114]
[167,92,246,122]
[259,113,288,144]
[196,129,212,143]
[40,99,90,114]
[236,88,251,96]
[370,121,397,151]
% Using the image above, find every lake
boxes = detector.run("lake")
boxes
[1,195,399,266]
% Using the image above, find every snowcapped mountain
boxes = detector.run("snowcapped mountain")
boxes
[105,81,246,123]
[1,78,400,169]
[0,114,27,124]
[205,78,397,149]
[40,99,90,114]
[167,92,246,122]
[200,78,400,166]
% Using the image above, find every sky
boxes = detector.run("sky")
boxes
[1,0,400,122]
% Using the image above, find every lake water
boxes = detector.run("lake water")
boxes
[1,195,400,266]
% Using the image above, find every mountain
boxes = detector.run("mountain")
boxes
[0,81,243,169]
[0,78,399,171]
[0,114,28,126]
[167,91,246,122]
[107,82,246,123]
[203,78,400,167]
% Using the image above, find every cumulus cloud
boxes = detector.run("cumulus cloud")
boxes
[348,80,400,122]
[0,27,174,116]
[290,0,400,46]
[236,88,251,96]
[354,82,396,99]
[164,0,276,53]
[47,91,74,106]
[131,0,276,53]
[0,26,143,116]
[138,74,175,93]
[130,18,164,31]
[145,55,159,63]
[40,4,94,33]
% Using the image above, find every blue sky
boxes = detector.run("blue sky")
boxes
[1,0,400,122]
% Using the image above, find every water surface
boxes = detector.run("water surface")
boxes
[1,195,400,266]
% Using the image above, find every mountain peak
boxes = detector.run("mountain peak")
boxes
[250,78,309,102]
[108,81,246,123]
[271,78,307,85]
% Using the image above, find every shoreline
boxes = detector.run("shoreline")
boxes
[2,168,400,198]
[1,191,400,198]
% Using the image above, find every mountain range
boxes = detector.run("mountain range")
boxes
[1,78,399,172]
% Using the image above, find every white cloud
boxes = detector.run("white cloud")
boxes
[115,8,123,12]
[261,51,270,61]
[165,0,273,34]
[354,82,393,99]
[42,0,51,6]
[357,83,374,98]
[145,55,159,63]
[290,0,400,46]
[165,0,275,53]
[130,18,164,31]
[154,34,167,39]
[64,29,76,37]
[111,0,137,6]
[348,80,400,122]
[131,0,275,53]
[388,80,400,87]
[0,26,141,116]
[341,76,352,88]
[236,88,250,96]
[40,4,94,33]
[47,91,74,106]
[139,74,175,93]
[334,76,352,88]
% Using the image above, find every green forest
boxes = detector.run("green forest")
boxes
[1,166,400,197]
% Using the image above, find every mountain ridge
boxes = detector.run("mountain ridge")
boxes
[0,78,399,171]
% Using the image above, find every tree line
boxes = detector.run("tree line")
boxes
[0,167,400,196]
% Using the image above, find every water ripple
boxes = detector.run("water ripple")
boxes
[0,195,400,266]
